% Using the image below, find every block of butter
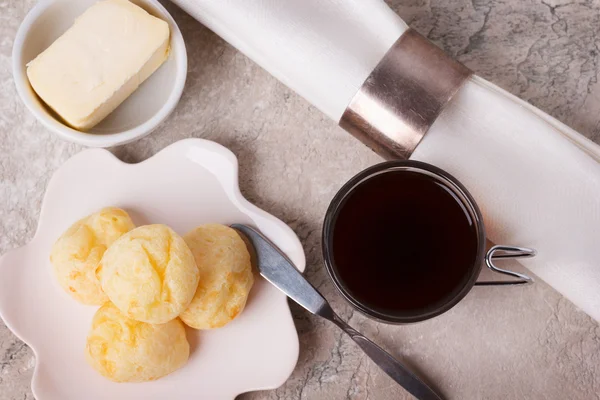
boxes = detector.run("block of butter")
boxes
[26,0,170,131]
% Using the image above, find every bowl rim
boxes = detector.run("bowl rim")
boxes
[11,0,187,148]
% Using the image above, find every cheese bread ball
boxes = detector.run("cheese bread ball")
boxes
[97,224,199,324]
[85,303,189,382]
[50,207,135,305]
[180,224,254,329]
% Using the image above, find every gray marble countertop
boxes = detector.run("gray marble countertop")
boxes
[2,0,600,399]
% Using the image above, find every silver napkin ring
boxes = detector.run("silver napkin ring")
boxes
[340,28,472,160]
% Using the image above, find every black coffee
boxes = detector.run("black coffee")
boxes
[331,170,479,317]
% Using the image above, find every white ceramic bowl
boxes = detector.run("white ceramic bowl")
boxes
[12,0,187,148]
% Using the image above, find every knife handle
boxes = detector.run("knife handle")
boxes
[232,223,443,400]
[330,314,444,400]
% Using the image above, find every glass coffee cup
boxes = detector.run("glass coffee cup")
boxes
[322,160,535,324]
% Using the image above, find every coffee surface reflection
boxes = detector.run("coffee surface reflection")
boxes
[331,170,478,317]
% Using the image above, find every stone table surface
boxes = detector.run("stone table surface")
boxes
[2,0,600,399]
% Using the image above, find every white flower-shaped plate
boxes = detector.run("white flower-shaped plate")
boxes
[0,139,305,400]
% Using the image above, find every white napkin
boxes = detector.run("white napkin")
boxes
[171,0,600,321]
[172,0,408,121]
[415,77,600,320]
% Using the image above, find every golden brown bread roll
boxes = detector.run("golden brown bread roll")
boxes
[50,207,135,305]
[97,224,199,324]
[180,224,254,329]
[85,303,189,382]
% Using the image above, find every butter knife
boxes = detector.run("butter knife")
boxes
[231,224,444,400]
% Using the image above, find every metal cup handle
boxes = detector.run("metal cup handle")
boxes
[474,245,536,286]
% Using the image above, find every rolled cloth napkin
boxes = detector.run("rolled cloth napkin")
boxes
[172,0,600,321]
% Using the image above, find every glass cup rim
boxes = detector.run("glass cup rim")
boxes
[322,160,487,324]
